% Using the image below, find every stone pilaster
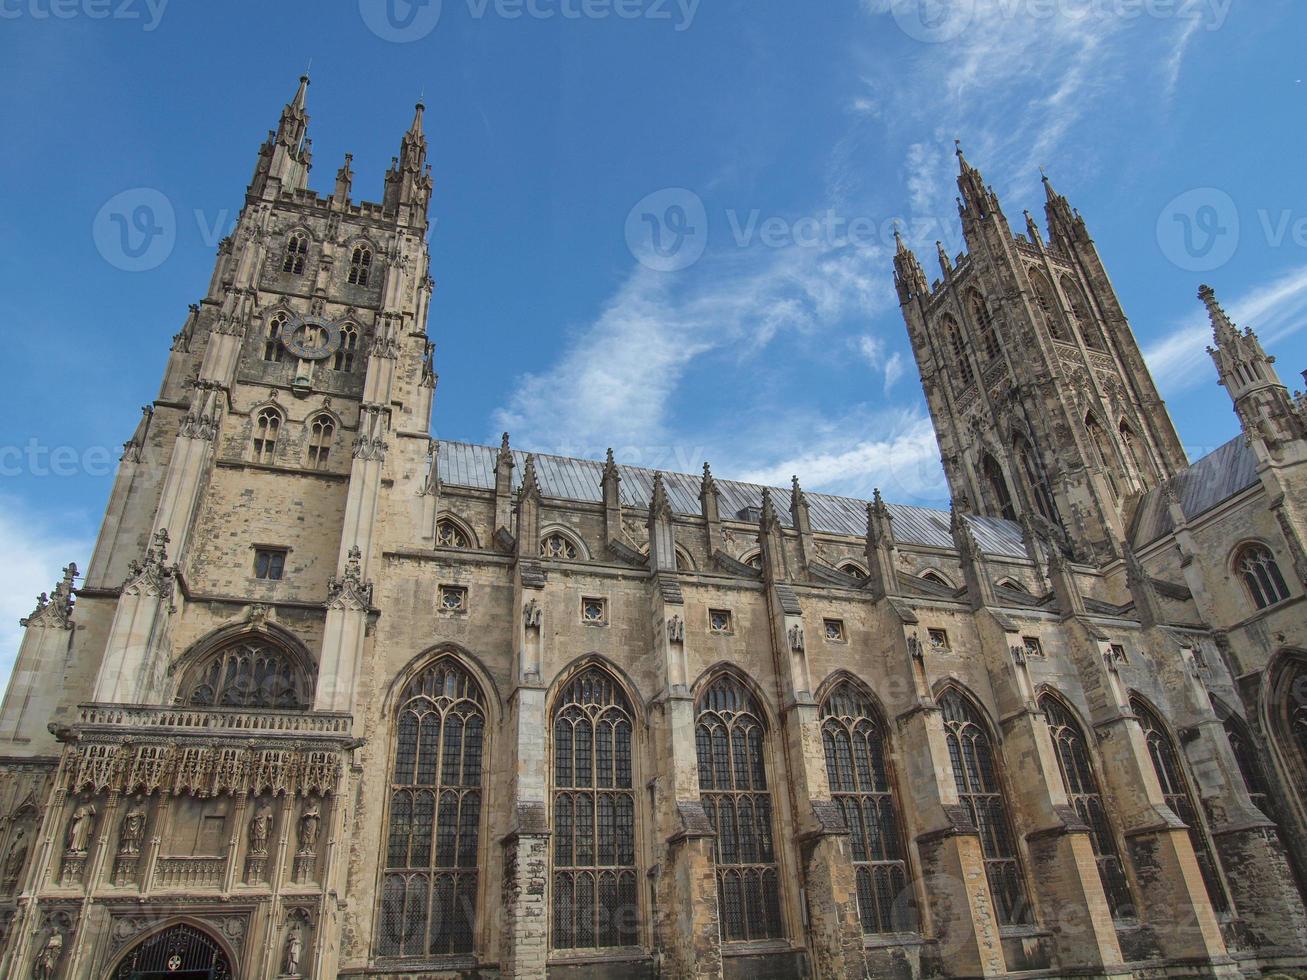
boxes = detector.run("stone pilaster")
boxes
[0,566,77,755]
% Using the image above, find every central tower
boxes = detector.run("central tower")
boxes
[895,145,1188,559]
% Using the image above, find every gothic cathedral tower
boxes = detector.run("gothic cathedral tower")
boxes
[895,145,1189,559]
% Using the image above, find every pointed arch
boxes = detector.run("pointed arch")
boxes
[837,559,869,582]
[918,568,955,590]
[281,229,310,276]
[305,412,336,470]
[818,674,915,934]
[1030,270,1065,342]
[1084,413,1120,499]
[1231,541,1291,611]
[1118,420,1151,490]
[346,239,377,287]
[1264,651,1307,817]
[1210,695,1271,816]
[548,659,641,950]
[539,524,590,561]
[1038,689,1135,920]
[434,512,479,551]
[1012,430,1055,521]
[333,320,361,372]
[936,683,1032,925]
[376,653,488,959]
[1129,693,1231,915]
[694,667,783,941]
[1061,276,1106,351]
[940,314,974,387]
[981,452,1017,521]
[250,404,284,465]
[967,289,1001,361]
[106,919,236,980]
[174,625,316,710]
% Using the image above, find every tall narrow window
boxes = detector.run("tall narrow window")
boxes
[969,291,1001,361]
[1119,422,1151,491]
[821,681,914,934]
[283,232,308,275]
[1034,276,1064,341]
[1062,277,1105,351]
[1216,701,1271,816]
[1235,544,1290,610]
[1014,434,1055,521]
[264,312,288,363]
[982,454,1017,521]
[943,316,973,387]
[1085,414,1120,499]
[552,667,639,950]
[1282,661,1307,787]
[1039,695,1134,920]
[306,415,334,470]
[379,660,484,958]
[334,322,359,372]
[696,675,782,941]
[252,409,281,464]
[348,246,373,286]
[939,689,1031,925]
[1131,696,1230,915]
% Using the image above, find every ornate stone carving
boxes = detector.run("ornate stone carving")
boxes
[667,614,684,644]
[326,545,373,611]
[788,623,805,653]
[123,529,178,606]
[21,563,77,630]
[64,802,96,855]
[31,929,63,980]
[523,598,542,629]
[117,800,146,856]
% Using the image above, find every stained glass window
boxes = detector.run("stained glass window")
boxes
[939,689,1031,925]
[1130,696,1230,916]
[552,667,639,950]
[696,675,783,941]
[436,519,470,549]
[542,534,579,560]
[821,681,914,934]
[1040,695,1134,920]
[379,660,485,958]
[1235,544,1290,611]
[184,638,307,709]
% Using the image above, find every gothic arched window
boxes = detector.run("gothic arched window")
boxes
[839,562,868,583]
[306,415,334,470]
[982,454,1017,521]
[541,533,580,560]
[1277,659,1307,791]
[821,681,913,934]
[942,316,974,387]
[1039,695,1133,920]
[1033,275,1064,341]
[552,667,639,950]
[182,637,310,709]
[1214,700,1271,816]
[333,322,359,372]
[436,519,470,550]
[264,312,288,362]
[252,408,282,464]
[697,675,782,941]
[1130,696,1230,915]
[1085,414,1120,499]
[282,232,308,275]
[379,660,485,958]
[969,291,1001,362]
[920,570,952,589]
[348,246,373,286]
[1235,543,1290,611]
[1062,277,1105,351]
[1014,434,1055,521]
[939,689,1031,925]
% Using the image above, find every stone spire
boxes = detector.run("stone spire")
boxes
[601,448,623,547]
[384,100,433,230]
[249,75,313,197]
[700,462,722,557]
[893,226,929,304]
[864,490,899,597]
[333,152,354,203]
[1042,171,1087,249]
[493,432,516,535]
[955,139,1002,224]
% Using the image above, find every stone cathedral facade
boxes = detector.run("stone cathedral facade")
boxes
[0,79,1306,980]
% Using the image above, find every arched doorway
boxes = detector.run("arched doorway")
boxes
[109,923,233,980]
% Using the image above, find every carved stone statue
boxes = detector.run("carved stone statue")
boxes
[523,598,542,629]
[117,801,146,856]
[667,615,684,644]
[3,830,28,886]
[283,925,304,975]
[250,801,274,855]
[788,623,805,653]
[32,930,63,980]
[66,803,96,854]
[297,804,321,855]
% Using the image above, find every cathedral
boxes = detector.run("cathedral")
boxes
[2,76,1307,980]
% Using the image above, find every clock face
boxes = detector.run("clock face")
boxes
[280,314,343,361]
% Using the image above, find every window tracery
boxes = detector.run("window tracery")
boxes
[1235,544,1290,610]
[436,519,470,549]
[264,312,288,362]
[379,659,485,958]
[552,667,639,950]
[252,408,282,464]
[348,246,373,286]
[541,533,579,560]
[306,415,334,470]
[696,675,782,941]
[282,233,308,275]
[333,322,359,372]
[821,681,913,934]
[182,638,308,710]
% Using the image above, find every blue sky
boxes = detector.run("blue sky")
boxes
[1,0,1306,680]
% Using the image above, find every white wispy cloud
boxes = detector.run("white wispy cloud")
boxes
[0,498,93,695]
[1144,264,1307,395]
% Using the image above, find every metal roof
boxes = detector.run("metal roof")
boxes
[1131,436,1260,546]
[435,441,1029,559]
